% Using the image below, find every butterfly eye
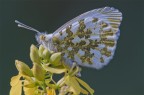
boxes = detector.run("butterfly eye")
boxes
[40,35,46,41]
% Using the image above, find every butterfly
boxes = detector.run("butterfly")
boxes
[15,7,122,69]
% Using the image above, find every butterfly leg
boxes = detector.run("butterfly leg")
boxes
[62,57,81,77]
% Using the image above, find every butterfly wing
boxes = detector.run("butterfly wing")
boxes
[52,7,122,69]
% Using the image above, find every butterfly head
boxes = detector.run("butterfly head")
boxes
[36,33,53,46]
[40,34,46,41]
[36,33,56,51]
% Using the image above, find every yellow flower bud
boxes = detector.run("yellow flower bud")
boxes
[15,60,33,77]
[33,63,45,81]
[49,50,54,54]
[42,49,51,61]
[30,44,41,64]
[38,45,45,57]
[49,52,61,66]
[38,45,51,63]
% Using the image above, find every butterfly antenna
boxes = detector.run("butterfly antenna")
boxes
[15,20,40,33]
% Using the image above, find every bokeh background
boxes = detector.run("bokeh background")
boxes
[0,0,144,95]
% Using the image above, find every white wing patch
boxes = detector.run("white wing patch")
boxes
[71,36,81,44]
[78,49,85,56]
[52,7,122,69]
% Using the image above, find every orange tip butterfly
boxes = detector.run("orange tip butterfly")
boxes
[15,7,122,69]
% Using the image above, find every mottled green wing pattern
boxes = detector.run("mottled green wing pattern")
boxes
[52,7,122,69]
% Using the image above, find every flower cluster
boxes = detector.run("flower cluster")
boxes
[10,44,94,95]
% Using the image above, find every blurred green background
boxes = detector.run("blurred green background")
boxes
[0,0,144,95]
